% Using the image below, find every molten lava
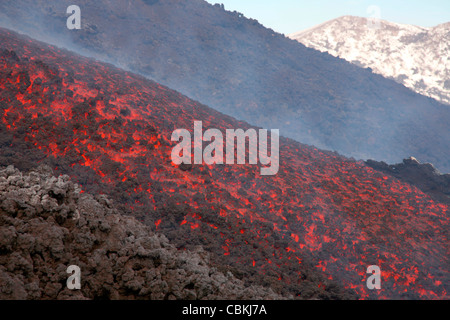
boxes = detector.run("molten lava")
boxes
[0,28,448,299]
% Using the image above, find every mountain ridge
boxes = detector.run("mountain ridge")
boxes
[290,15,450,106]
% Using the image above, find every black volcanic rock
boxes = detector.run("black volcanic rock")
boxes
[366,157,450,205]
[0,0,449,172]
[0,165,284,300]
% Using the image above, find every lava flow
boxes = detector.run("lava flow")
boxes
[0,28,448,299]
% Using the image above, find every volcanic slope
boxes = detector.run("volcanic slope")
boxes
[0,165,283,300]
[0,28,449,299]
[0,0,449,172]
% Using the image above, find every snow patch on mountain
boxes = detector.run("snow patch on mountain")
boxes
[290,16,450,105]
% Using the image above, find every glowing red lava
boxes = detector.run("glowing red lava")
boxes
[1,28,448,299]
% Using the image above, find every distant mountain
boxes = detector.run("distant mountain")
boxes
[1,1,450,173]
[290,16,450,105]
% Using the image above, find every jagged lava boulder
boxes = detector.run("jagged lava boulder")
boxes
[0,165,284,300]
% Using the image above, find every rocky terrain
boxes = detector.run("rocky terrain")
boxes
[290,16,450,105]
[0,165,284,300]
[366,157,450,205]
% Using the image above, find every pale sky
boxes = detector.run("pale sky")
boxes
[205,0,450,34]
